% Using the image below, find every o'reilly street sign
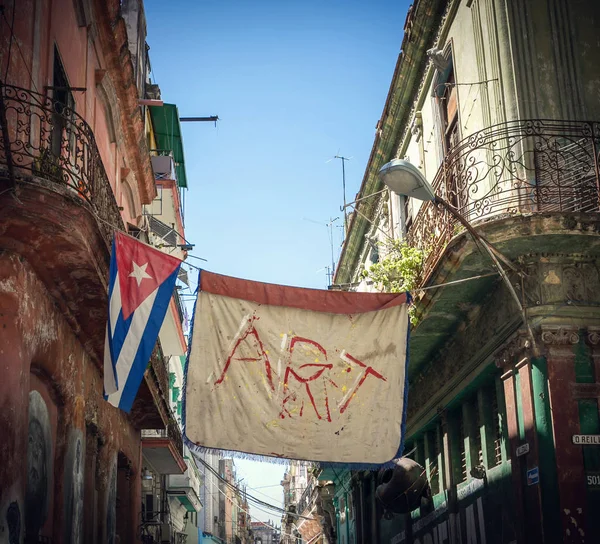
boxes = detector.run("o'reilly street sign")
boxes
[572,435,600,445]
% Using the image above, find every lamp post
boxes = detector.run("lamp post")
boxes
[378,159,537,354]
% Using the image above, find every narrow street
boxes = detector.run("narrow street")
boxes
[1,1,600,543]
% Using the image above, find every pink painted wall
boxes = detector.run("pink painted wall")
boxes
[2,0,147,226]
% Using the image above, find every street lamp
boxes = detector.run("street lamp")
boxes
[378,159,506,245]
[378,159,537,353]
[378,159,436,202]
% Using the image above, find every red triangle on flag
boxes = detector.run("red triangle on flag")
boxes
[114,231,182,320]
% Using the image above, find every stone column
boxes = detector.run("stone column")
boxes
[499,365,525,543]
[515,356,544,542]
[542,326,587,544]
[495,331,534,544]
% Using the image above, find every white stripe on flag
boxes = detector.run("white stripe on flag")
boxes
[103,276,122,396]
[106,287,159,408]
[109,275,121,337]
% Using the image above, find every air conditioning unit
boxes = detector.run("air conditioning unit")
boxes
[151,155,173,180]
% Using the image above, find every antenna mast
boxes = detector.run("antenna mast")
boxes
[334,155,351,233]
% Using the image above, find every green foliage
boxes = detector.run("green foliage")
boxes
[361,239,427,325]
[361,239,425,293]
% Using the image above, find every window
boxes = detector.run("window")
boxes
[426,429,440,495]
[491,386,503,466]
[432,51,465,211]
[403,195,413,234]
[51,46,76,160]
[471,397,483,468]
[459,416,468,483]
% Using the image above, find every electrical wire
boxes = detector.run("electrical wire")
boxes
[195,461,294,540]
[192,453,315,521]
[204,463,307,519]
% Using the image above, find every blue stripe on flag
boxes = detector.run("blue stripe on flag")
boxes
[106,238,119,389]
[117,266,180,413]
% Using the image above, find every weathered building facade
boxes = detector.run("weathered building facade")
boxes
[139,98,203,543]
[281,462,335,544]
[330,0,600,543]
[0,0,191,541]
[250,521,280,544]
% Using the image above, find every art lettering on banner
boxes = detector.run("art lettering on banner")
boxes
[184,271,410,464]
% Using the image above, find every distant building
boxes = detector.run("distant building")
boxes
[199,451,223,543]
[280,462,334,544]
[251,520,281,544]
[140,93,203,543]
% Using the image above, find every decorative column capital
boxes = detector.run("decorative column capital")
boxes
[540,327,580,346]
[494,331,532,369]
[586,328,600,346]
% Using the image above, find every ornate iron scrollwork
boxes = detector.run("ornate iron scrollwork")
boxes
[406,119,600,282]
[0,82,124,245]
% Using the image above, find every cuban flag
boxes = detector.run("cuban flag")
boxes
[104,231,182,412]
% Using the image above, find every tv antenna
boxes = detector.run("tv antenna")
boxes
[327,154,352,233]
[303,216,341,285]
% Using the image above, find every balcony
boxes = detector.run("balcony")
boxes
[0,83,124,244]
[295,482,326,544]
[405,119,600,381]
[0,82,126,367]
[167,463,202,512]
[297,482,314,517]
[408,119,600,282]
[140,347,186,473]
[0,84,183,429]
[147,148,186,235]
[142,416,186,475]
[130,340,175,429]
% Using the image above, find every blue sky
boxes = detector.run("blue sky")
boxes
[145,0,408,525]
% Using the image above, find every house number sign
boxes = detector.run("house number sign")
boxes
[587,472,600,490]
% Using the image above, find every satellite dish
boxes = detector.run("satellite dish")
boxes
[375,457,430,514]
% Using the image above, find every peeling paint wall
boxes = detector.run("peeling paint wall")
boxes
[0,253,142,543]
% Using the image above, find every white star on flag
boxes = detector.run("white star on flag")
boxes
[129,261,152,286]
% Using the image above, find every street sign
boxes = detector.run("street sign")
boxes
[527,467,539,486]
[516,443,530,457]
[573,435,600,445]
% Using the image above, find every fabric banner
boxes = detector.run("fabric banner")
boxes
[184,271,410,465]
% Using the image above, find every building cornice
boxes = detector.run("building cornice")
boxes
[92,0,156,205]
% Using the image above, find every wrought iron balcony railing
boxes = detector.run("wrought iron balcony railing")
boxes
[0,82,123,243]
[297,481,314,516]
[407,119,600,281]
